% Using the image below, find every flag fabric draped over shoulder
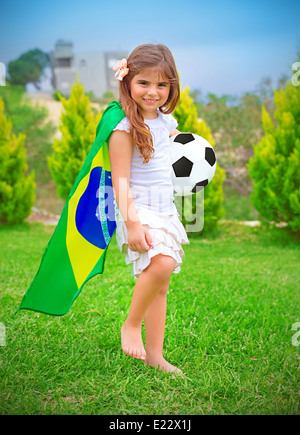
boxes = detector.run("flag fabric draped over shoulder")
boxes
[17,101,126,316]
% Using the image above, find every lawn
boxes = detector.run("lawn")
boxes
[0,221,299,415]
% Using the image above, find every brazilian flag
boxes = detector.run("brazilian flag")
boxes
[17,101,126,316]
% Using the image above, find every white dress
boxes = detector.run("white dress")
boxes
[112,109,189,278]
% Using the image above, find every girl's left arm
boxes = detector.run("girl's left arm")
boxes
[169,129,180,137]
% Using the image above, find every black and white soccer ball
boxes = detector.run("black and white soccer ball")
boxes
[170,133,216,196]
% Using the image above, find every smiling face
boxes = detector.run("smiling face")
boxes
[130,68,171,119]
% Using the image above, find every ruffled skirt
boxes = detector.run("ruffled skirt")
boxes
[115,206,189,278]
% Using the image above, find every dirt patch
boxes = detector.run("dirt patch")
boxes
[26,207,60,226]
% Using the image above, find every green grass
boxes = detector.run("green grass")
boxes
[0,221,299,415]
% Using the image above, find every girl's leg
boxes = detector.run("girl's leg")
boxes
[144,279,169,356]
[144,280,183,374]
[121,254,174,360]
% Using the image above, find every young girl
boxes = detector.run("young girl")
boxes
[109,43,189,374]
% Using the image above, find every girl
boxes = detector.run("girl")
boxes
[109,44,189,374]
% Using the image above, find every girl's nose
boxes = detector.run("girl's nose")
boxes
[147,87,157,96]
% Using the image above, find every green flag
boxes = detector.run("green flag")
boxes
[17,101,126,316]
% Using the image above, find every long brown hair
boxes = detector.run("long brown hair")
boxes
[118,43,180,163]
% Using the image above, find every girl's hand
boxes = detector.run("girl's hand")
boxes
[127,224,153,252]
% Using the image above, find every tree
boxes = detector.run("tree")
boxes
[48,77,102,200]
[0,84,56,185]
[194,91,265,196]
[173,86,225,233]
[100,90,116,106]
[175,86,215,144]
[247,82,300,233]
[8,49,49,89]
[0,97,35,224]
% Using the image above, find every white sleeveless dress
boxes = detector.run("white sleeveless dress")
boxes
[112,109,189,278]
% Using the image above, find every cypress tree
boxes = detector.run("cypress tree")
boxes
[48,77,101,200]
[0,96,35,224]
[248,82,300,233]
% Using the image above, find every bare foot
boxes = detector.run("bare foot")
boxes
[144,354,183,374]
[121,322,146,360]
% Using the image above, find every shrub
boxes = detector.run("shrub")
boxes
[48,77,101,200]
[247,82,300,233]
[0,97,35,224]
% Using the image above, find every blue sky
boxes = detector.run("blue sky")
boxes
[0,0,299,96]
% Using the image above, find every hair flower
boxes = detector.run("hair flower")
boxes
[113,58,129,81]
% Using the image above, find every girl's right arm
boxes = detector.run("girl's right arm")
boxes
[109,130,153,252]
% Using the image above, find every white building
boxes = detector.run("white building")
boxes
[50,40,127,98]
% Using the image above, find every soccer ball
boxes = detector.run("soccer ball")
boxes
[170,133,216,196]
